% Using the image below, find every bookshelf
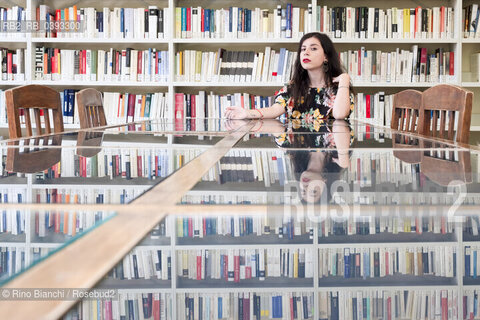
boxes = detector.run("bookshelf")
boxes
[49,211,480,319]
[0,0,480,131]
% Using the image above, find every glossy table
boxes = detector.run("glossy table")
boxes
[0,119,479,320]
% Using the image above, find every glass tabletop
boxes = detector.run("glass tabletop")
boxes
[0,131,231,205]
[181,123,480,206]
[0,131,229,284]
[1,119,480,320]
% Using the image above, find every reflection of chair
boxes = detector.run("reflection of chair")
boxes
[420,84,473,143]
[392,134,422,163]
[421,148,472,186]
[76,88,107,129]
[76,131,104,158]
[6,85,64,139]
[6,136,62,173]
[391,89,422,132]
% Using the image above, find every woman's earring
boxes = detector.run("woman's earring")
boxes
[322,61,329,73]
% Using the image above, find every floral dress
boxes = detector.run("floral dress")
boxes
[275,122,355,149]
[274,85,355,121]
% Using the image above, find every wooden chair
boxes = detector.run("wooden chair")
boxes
[6,85,64,139]
[391,90,423,163]
[420,84,473,144]
[76,88,107,129]
[391,89,423,133]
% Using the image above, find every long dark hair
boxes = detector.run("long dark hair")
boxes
[289,32,349,113]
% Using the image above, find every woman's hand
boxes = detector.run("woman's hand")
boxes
[224,106,249,119]
[332,73,351,87]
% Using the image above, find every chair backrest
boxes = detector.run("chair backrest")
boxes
[6,85,64,139]
[76,88,107,129]
[391,89,423,132]
[420,84,473,143]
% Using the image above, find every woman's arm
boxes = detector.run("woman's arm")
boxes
[332,73,352,119]
[225,103,285,119]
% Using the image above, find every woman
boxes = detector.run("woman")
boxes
[224,32,354,120]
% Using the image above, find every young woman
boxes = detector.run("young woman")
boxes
[224,32,354,120]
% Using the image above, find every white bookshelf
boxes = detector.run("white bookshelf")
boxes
[0,0,479,131]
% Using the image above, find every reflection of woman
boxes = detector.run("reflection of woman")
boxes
[276,120,352,203]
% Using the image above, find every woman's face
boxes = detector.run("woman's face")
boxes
[300,170,326,203]
[300,37,327,71]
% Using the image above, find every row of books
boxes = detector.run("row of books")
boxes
[175,5,313,40]
[177,248,315,281]
[345,152,422,188]
[319,216,454,237]
[63,289,480,320]
[0,6,25,38]
[37,5,167,39]
[31,247,53,263]
[465,217,480,236]
[179,292,314,320]
[463,290,480,320]
[317,6,455,40]
[217,149,291,187]
[110,248,171,281]
[176,47,296,84]
[0,143,469,190]
[463,4,480,38]
[176,216,314,240]
[33,187,146,206]
[0,189,25,236]
[174,92,274,121]
[318,246,457,279]
[0,48,25,81]
[351,92,392,127]
[0,210,24,236]
[34,47,169,83]
[2,209,457,239]
[67,293,172,320]
[48,148,172,180]
[340,47,455,84]
[176,148,291,187]
[103,92,168,124]
[55,90,167,125]
[181,193,286,205]
[0,246,25,280]
[464,246,480,278]
[33,209,114,238]
[319,289,457,320]
[0,212,461,241]
[182,188,480,207]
